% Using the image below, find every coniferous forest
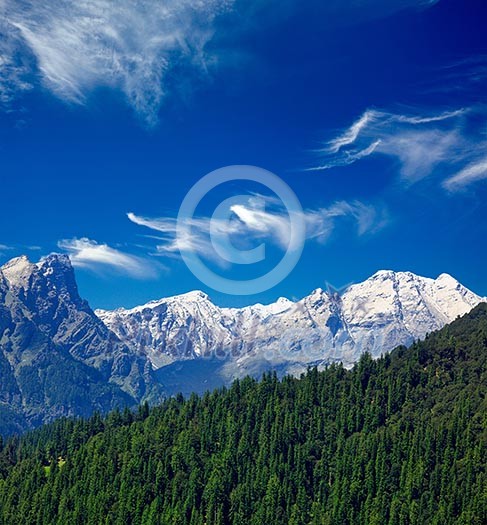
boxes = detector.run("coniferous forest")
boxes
[0,304,486,525]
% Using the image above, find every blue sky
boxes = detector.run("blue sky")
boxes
[0,0,486,309]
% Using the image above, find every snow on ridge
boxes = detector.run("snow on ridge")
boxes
[96,269,485,373]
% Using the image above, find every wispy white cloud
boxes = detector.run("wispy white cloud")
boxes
[127,212,218,261]
[305,201,387,241]
[443,157,487,191]
[326,110,378,153]
[1,0,233,125]
[58,237,159,279]
[0,0,443,124]
[0,243,14,256]
[422,55,487,96]
[310,106,487,189]
[0,244,43,257]
[309,139,381,171]
[128,195,385,264]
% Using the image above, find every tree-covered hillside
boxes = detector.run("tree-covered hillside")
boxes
[0,304,486,525]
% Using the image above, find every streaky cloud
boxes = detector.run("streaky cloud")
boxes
[310,106,486,189]
[58,237,159,279]
[422,55,487,96]
[443,157,487,191]
[326,110,379,153]
[1,0,233,126]
[128,196,386,265]
[0,244,14,256]
[0,0,443,124]
[308,140,381,171]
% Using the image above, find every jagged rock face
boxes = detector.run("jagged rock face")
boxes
[0,255,165,435]
[98,270,484,392]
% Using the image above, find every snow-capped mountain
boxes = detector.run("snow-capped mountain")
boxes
[97,270,484,394]
[0,254,165,435]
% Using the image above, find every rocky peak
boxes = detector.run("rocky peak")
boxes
[1,255,37,291]
[0,253,166,428]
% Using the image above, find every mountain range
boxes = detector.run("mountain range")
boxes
[0,253,484,434]
[97,269,483,395]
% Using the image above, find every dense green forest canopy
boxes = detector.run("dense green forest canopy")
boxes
[0,304,486,524]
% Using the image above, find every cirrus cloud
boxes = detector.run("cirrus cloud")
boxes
[0,0,233,125]
[127,195,386,266]
[309,106,487,190]
[443,157,487,191]
[0,0,442,125]
[58,237,159,279]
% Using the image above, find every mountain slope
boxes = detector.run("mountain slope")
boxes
[97,270,484,394]
[0,255,165,435]
[1,304,485,524]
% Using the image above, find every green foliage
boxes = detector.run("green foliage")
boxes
[0,304,486,524]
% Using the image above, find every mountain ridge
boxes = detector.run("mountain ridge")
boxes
[95,269,479,318]
[95,270,483,362]
[0,253,484,434]
[96,267,484,394]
